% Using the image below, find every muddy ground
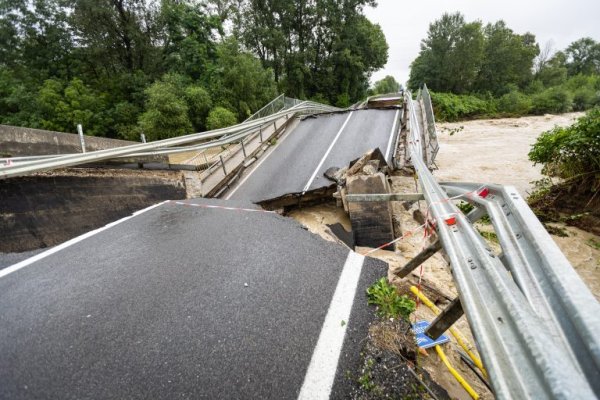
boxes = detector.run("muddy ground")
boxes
[288,112,600,399]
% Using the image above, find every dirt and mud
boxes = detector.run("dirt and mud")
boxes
[288,112,600,399]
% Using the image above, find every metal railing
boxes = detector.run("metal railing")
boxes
[0,98,339,179]
[244,94,304,122]
[419,84,439,163]
[405,89,599,399]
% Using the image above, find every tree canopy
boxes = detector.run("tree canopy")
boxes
[369,76,402,95]
[409,12,539,95]
[0,0,389,139]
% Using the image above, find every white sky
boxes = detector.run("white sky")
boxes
[364,0,600,86]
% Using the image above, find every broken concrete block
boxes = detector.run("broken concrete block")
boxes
[347,172,395,250]
[362,160,380,175]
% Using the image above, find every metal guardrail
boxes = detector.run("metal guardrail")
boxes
[419,84,439,163]
[0,98,339,179]
[405,90,599,399]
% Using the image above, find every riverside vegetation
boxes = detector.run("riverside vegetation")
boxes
[409,12,600,121]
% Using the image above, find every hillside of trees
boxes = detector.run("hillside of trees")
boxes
[0,0,388,140]
[409,12,600,121]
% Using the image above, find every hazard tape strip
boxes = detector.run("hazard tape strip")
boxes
[170,201,276,214]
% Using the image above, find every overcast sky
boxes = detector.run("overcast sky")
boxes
[364,0,600,86]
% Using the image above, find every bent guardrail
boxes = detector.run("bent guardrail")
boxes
[405,89,599,399]
[0,98,340,179]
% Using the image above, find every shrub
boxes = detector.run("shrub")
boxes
[529,107,600,188]
[366,277,416,320]
[531,87,572,114]
[496,91,532,115]
[430,91,493,121]
[184,85,212,131]
[572,87,598,111]
[206,106,237,130]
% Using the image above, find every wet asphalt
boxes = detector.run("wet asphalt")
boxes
[0,198,386,399]
[228,109,398,202]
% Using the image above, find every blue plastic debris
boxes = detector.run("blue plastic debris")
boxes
[413,320,450,349]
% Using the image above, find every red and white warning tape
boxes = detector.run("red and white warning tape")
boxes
[169,200,276,214]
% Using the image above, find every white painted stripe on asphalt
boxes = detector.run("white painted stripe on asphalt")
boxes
[301,111,354,194]
[224,126,294,200]
[0,200,169,279]
[298,250,365,400]
[384,109,400,163]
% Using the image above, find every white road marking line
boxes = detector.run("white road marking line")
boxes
[301,112,354,194]
[224,126,294,200]
[298,250,365,400]
[0,200,169,279]
[384,109,400,163]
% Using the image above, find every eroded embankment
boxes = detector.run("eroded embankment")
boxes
[0,168,187,252]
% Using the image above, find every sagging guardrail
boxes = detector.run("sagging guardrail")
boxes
[0,98,339,179]
[404,89,599,399]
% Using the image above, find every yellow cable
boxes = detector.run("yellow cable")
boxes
[435,345,480,400]
[410,286,487,378]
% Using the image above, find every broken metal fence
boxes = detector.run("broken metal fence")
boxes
[0,97,339,179]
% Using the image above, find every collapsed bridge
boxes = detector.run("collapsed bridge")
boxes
[0,88,599,399]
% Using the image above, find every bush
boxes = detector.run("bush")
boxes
[184,85,212,131]
[430,91,493,121]
[366,277,415,320]
[531,87,572,114]
[572,87,598,111]
[529,107,600,187]
[138,78,192,140]
[496,91,532,115]
[206,106,237,130]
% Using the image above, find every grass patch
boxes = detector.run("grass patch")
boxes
[587,238,600,250]
[366,278,415,320]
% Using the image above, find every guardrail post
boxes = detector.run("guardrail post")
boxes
[394,239,441,278]
[219,155,227,175]
[203,153,209,166]
[425,297,464,340]
[273,120,277,130]
[259,125,263,142]
[140,133,146,143]
[241,140,247,158]
[76,124,86,153]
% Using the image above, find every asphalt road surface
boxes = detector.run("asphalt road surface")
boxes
[0,199,386,399]
[226,109,399,202]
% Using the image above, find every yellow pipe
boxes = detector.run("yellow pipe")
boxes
[435,345,480,400]
[410,286,487,378]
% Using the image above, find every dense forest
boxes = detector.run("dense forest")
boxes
[0,0,389,140]
[409,12,600,121]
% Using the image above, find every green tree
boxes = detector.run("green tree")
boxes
[206,106,237,130]
[184,85,212,131]
[565,38,600,76]
[210,38,277,120]
[371,75,401,95]
[72,0,162,77]
[536,51,568,87]
[408,13,484,93]
[160,0,221,81]
[233,0,386,104]
[475,21,539,95]
[37,78,108,135]
[138,74,193,140]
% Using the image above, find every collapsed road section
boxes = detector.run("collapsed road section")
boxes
[0,198,386,400]
[225,108,400,204]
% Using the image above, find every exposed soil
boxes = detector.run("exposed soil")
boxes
[529,181,600,236]
[287,112,599,399]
